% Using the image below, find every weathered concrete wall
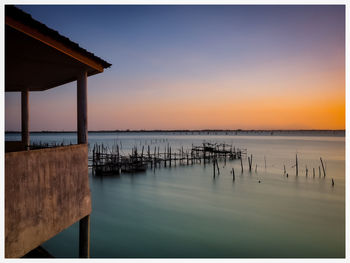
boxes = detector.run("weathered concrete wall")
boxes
[5,144,91,258]
[5,141,25,153]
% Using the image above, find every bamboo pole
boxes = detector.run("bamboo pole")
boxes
[216,159,220,175]
[213,159,216,178]
[169,147,172,167]
[320,158,326,177]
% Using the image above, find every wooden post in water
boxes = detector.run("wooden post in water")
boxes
[224,145,227,166]
[169,147,172,167]
[164,146,167,168]
[141,146,144,165]
[158,147,160,167]
[319,166,321,177]
[181,146,184,165]
[320,158,326,177]
[248,155,252,172]
[232,168,235,181]
[284,165,286,176]
[255,164,257,173]
[216,159,220,175]
[203,148,206,165]
[240,157,243,173]
[250,154,253,171]
[295,154,298,176]
[332,178,334,187]
[305,166,308,177]
[154,147,156,168]
[213,158,216,178]
[313,167,315,178]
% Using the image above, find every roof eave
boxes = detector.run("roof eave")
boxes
[6,16,107,73]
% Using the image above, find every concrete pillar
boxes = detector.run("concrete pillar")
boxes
[79,215,90,258]
[77,71,90,258]
[21,89,29,150]
[77,71,87,144]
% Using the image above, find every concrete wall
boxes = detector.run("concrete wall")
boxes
[5,144,91,258]
[5,141,25,153]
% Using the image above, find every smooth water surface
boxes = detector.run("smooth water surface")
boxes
[6,132,345,258]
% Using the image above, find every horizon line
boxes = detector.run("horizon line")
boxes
[5,129,346,133]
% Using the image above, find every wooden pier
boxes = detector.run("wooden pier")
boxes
[90,142,246,176]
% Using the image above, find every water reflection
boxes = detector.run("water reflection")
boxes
[35,132,345,258]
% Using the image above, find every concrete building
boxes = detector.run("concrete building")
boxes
[5,5,111,258]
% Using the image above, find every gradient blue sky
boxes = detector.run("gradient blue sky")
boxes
[5,5,345,130]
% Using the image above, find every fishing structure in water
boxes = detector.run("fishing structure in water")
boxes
[90,142,246,176]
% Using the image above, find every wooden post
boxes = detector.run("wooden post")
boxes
[248,156,250,171]
[164,146,167,167]
[216,159,220,175]
[169,147,172,167]
[295,154,298,176]
[141,145,144,165]
[313,167,315,178]
[77,71,88,144]
[213,159,216,178]
[240,157,243,173]
[250,154,253,172]
[320,158,326,177]
[153,147,156,171]
[232,168,235,181]
[79,215,90,258]
[21,89,29,150]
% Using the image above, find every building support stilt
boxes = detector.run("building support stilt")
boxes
[77,71,90,258]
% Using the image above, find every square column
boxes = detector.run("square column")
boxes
[21,89,29,150]
[77,71,90,258]
[77,71,88,144]
[79,215,90,258]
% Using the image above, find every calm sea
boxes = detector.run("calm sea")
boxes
[6,131,345,258]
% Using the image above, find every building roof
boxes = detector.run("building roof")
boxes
[5,5,112,91]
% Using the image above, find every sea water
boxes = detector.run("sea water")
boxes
[5,132,345,258]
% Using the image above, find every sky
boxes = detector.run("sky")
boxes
[5,5,345,131]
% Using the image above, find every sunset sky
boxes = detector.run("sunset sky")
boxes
[5,5,345,131]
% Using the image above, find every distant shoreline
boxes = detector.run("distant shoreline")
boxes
[5,129,345,134]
